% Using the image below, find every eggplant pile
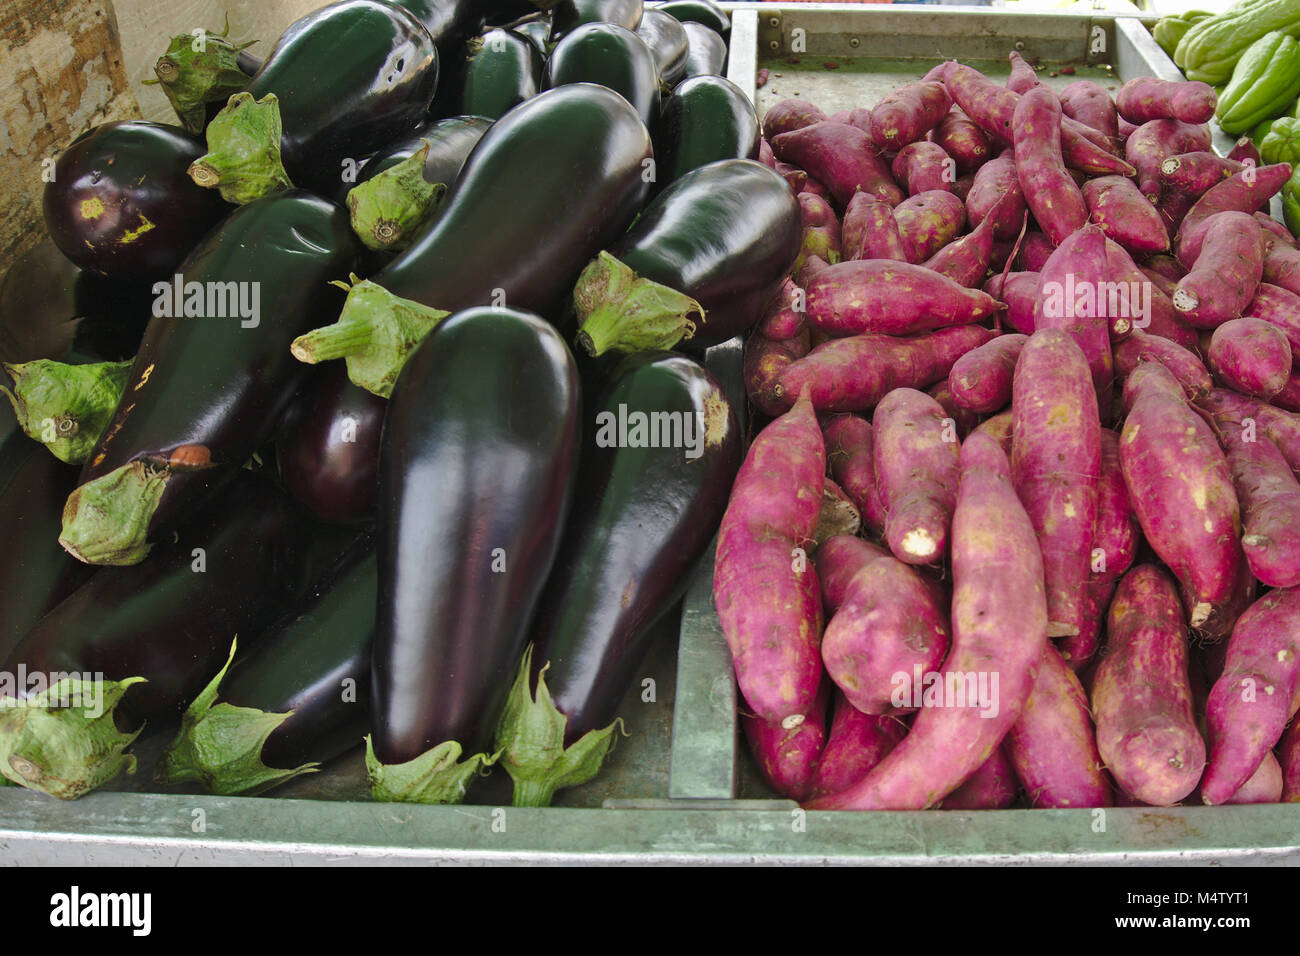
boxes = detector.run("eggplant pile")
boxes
[1,0,790,808]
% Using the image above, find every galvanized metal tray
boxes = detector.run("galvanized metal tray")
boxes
[3,4,1298,865]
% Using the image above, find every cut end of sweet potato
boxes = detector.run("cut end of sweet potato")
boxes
[900,529,938,561]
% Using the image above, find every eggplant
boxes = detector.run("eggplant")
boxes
[368,307,579,803]
[544,23,661,131]
[651,0,729,38]
[291,83,652,398]
[459,28,545,120]
[575,159,801,356]
[395,0,534,47]
[59,191,361,567]
[655,75,759,191]
[353,115,492,192]
[0,476,310,799]
[42,122,229,282]
[153,27,256,134]
[497,351,740,805]
[158,536,377,795]
[550,0,643,43]
[680,20,727,78]
[277,362,386,526]
[191,0,439,202]
[636,8,689,88]
[501,11,551,56]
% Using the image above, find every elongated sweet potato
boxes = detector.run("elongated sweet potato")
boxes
[744,327,810,418]
[948,332,1027,413]
[1018,232,1056,273]
[743,678,829,801]
[1060,576,1117,671]
[758,138,776,169]
[1143,253,1187,284]
[815,533,889,614]
[1116,77,1217,125]
[983,271,1039,335]
[1244,283,1300,353]
[1013,87,1088,246]
[892,141,957,196]
[1012,329,1101,636]
[1160,152,1244,196]
[1207,317,1292,400]
[932,109,991,173]
[804,258,998,337]
[840,192,907,262]
[1173,212,1264,328]
[965,153,1026,242]
[796,253,831,289]
[1222,750,1283,804]
[1274,372,1300,413]
[1177,163,1293,264]
[809,692,908,799]
[1090,428,1140,583]
[1093,564,1206,806]
[774,161,807,195]
[1083,175,1170,255]
[870,81,951,153]
[940,744,1019,809]
[822,416,887,540]
[1114,329,1213,400]
[794,191,842,273]
[1125,119,1213,200]
[1035,225,1115,410]
[714,389,825,727]
[1201,588,1300,804]
[926,380,979,439]
[827,108,872,133]
[1256,405,1300,479]
[1263,240,1300,297]
[1217,422,1300,588]
[770,123,903,207]
[1119,362,1242,629]
[923,214,995,288]
[972,408,1013,455]
[1257,214,1295,249]
[873,387,961,566]
[757,278,806,341]
[804,431,1048,810]
[1060,79,1119,141]
[892,191,966,264]
[1007,644,1112,808]
[1157,187,1198,236]
[762,98,827,140]
[775,325,995,413]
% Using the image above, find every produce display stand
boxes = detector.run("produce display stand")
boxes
[2,3,1298,866]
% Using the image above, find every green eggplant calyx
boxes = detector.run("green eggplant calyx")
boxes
[364,736,497,804]
[289,279,450,398]
[152,21,257,135]
[189,92,293,204]
[0,677,145,800]
[494,644,625,808]
[157,638,318,796]
[345,142,446,252]
[1,359,131,464]
[59,459,172,566]
[574,251,704,357]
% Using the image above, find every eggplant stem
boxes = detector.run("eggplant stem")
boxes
[573,252,702,357]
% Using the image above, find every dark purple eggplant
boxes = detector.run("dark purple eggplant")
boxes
[544,23,661,130]
[395,0,534,48]
[501,11,551,56]
[651,0,729,38]
[368,307,579,804]
[636,8,689,88]
[0,476,310,799]
[277,362,386,526]
[290,83,652,398]
[680,20,726,78]
[655,75,759,191]
[353,115,492,192]
[157,536,377,795]
[153,28,257,134]
[550,0,643,43]
[497,351,740,805]
[459,28,545,119]
[575,159,801,355]
[42,122,230,282]
[59,191,360,568]
[190,0,440,202]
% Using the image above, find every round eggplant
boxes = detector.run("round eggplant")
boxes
[544,23,661,130]
[655,75,759,191]
[550,0,643,43]
[43,122,229,282]
[636,8,689,88]
[459,28,545,119]
[680,20,726,78]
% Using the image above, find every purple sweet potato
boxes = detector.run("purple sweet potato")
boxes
[820,539,952,715]
[1143,253,1187,284]
[1257,214,1295,249]
[758,138,776,169]
[814,476,861,546]
[922,214,995,288]
[1089,428,1140,583]
[932,109,991,173]
[926,379,980,439]
[870,81,951,152]
[892,141,957,196]
[941,744,1019,809]
[972,408,1013,456]
[796,253,831,288]
[771,122,903,207]
[1119,362,1242,629]
[948,332,1027,413]
[1222,750,1283,804]
[1007,644,1112,808]
[1229,137,1262,166]
[743,678,829,801]
[1264,241,1300,298]
[774,325,995,414]
[1173,212,1264,328]
[1011,329,1102,636]
[774,161,807,195]
[1244,283,1300,353]
[1035,225,1115,409]
[1177,163,1294,264]
[1006,51,1044,95]
[815,533,889,614]
[808,692,908,799]
[1125,119,1213,200]
[744,327,811,418]
[1256,405,1300,479]
[804,258,999,337]
[1207,317,1292,400]
[1160,151,1244,196]
[841,191,907,262]
[1273,371,1300,413]
[983,271,1039,335]
[1060,576,1117,671]
[1157,187,1198,236]
[1280,720,1300,802]
[1215,420,1300,588]
[1083,175,1170,256]
[1117,115,1139,139]
[804,431,1048,810]
[1114,329,1213,400]
[1018,232,1056,273]
[1060,79,1119,141]
[892,190,966,264]
[1013,87,1088,246]
[1093,564,1207,806]
[1201,588,1300,804]
[762,98,827,140]
[873,387,962,566]
[757,278,806,341]
[966,153,1026,242]
[822,416,887,540]
[794,191,842,273]
[1116,77,1217,125]
[714,389,826,727]
[801,175,833,205]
